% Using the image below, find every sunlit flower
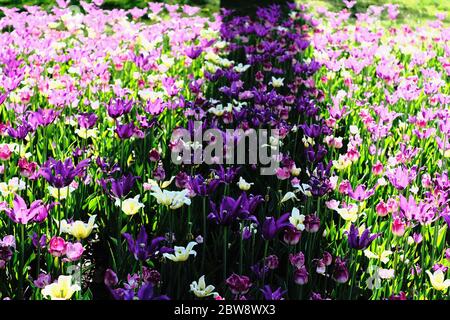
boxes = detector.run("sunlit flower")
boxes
[61,215,97,240]
[364,248,393,264]
[48,185,76,200]
[335,203,359,222]
[115,195,144,216]
[426,270,450,291]
[41,275,80,300]
[163,241,197,262]
[149,185,191,210]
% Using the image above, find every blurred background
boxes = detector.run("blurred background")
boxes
[0,0,448,25]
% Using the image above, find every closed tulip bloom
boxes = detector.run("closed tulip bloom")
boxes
[333,258,349,283]
[48,236,66,257]
[64,242,84,262]
[294,266,309,285]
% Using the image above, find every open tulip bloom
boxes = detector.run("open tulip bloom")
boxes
[0,0,449,301]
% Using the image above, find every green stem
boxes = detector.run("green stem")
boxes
[19,224,25,300]
[223,226,228,281]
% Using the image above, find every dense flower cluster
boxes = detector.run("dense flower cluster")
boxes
[312,4,450,299]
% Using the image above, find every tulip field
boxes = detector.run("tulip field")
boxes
[0,0,449,301]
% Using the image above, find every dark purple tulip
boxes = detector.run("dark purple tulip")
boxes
[0,245,13,268]
[39,157,90,188]
[304,214,320,233]
[31,233,47,249]
[289,252,305,269]
[142,267,161,286]
[122,226,172,261]
[152,166,166,181]
[241,227,252,240]
[78,113,98,129]
[148,149,160,162]
[137,283,170,300]
[260,285,286,300]
[99,173,138,198]
[107,98,133,119]
[265,255,279,270]
[188,175,221,196]
[96,157,121,175]
[333,257,349,283]
[293,266,309,285]
[104,269,119,287]
[261,213,291,240]
[283,226,301,245]
[251,262,269,279]
[226,273,252,295]
[241,193,264,216]
[213,165,240,184]
[322,251,333,266]
[8,123,32,140]
[346,224,379,250]
[208,195,249,226]
[175,171,189,189]
[115,122,135,140]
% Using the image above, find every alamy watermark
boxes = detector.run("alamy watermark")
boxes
[170,121,280,175]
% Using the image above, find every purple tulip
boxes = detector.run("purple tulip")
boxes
[122,226,172,261]
[115,122,135,140]
[226,273,252,295]
[107,98,133,119]
[261,213,291,240]
[346,224,379,250]
[40,157,90,188]
[260,285,286,300]
[293,266,309,285]
[333,258,349,283]
[99,173,138,198]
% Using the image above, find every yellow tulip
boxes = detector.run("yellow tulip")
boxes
[115,195,144,216]
[426,270,450,291]
[61,215,97,240]
[41,275,80,300]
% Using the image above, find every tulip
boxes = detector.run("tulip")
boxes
[163,241,197,262]
[115,195,144,216]
[426,270,450,291]
[190,276,218,298]
[289,207,305,231]
[48,236,66,257]
[64,242,84,262]
[41,275,80,300]
[60,215,97,240]
[225,273,252,295]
